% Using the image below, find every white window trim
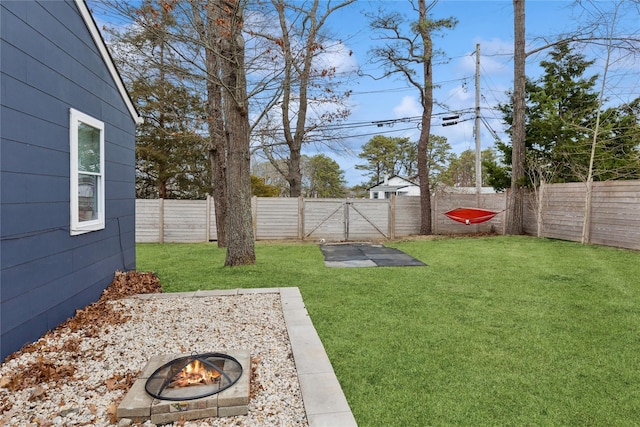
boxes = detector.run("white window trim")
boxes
[70,108,105,235]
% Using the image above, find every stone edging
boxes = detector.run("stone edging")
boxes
[135,287,358,427]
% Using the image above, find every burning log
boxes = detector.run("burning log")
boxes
[167,359,221,389]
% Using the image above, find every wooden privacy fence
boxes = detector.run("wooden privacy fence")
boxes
[135,193,507,243]
[136,180,639,251]
[524,180,640,251]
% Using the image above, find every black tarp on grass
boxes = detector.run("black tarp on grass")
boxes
[320,243,427,268]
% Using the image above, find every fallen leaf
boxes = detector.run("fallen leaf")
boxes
[0,376,11,388]
[106,403,118,424]
[105,378,118,390]
[28,386,46,401]
[32,417,53,427]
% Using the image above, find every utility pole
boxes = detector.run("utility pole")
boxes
[474,43,482,204]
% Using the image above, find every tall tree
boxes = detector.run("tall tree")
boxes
[440,148,497,188]
[440,150,475,187]
[580,1,640,243]
[134,78,210,199]
[254,0,357,197]
[505,0,640,235]
[425,134,453,188]
[219,0,255,266]
[495,44,640,185]
[356,134,450,187]
[191,0,228,247]
[368,0,456,234]
[106,1,210,200]
[103,0,256,263]
[507,0,526,235]
[356,135,415,185]
[302,154,346,198]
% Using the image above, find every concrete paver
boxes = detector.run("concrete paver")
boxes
[280,287,357,427]
[130,287,357,426]
[320,242,426,267]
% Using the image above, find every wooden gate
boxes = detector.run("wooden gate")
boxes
[303,199,390,241]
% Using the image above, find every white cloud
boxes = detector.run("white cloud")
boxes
[457,37,513,76]
[316,41,359,75]
[393,96,421,118]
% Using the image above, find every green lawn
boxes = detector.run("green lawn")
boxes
[137,236,640,426]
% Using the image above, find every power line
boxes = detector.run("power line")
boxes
[348,76,473,96]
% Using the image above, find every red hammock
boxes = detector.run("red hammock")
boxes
[444,208,502,225]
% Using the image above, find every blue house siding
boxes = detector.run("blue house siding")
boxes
[1,1,139,360]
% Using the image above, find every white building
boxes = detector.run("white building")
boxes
[368,175,420,199]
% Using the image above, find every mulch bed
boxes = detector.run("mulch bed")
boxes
[1,271,162,385]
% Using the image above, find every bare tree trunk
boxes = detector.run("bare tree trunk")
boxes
[208,131,228,246]
[274,0,317,197]
[581,3,617,244]
[271,0,355,197]
[221,0,255,266]
[506,0,526,235]
[417,0,433,235]
[192,0,228,247]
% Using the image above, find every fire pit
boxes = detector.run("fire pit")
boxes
[117,350,250,424]
[145,352,242,401]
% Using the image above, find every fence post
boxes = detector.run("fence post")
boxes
[344,200,350,241]
[298,196,304,240]
[502,189,508,235]
[206,194,211,241]
[389,195,396,239]
[252,196,258,239]
[537,181,545,238]
[433,192,438,235]
[158,198,164,243]
[581,180,593,244]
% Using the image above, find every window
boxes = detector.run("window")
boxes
[70,109,105,235]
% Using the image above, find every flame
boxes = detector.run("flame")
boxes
[168,359,221,388]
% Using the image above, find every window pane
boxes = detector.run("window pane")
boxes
[78,123,101,173]
[78,174,98,222]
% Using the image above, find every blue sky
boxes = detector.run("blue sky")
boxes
[306,0,639,186]
[92,0,639,187]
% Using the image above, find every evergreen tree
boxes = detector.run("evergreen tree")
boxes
[368,0,457,234]
[441,148,500,188]
[134,78,210,199]
[251,175,280,197]
[303,154,346,198]
[109,1,210,199]
[357,134,451,188]
[426,134,453,188]
[494,43,640,187]
[356,136,412,185]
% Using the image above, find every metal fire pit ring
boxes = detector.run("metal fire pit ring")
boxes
[145,352,243,401]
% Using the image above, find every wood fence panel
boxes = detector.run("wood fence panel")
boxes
[207,196,217,241]
[540,183,585,242]
[347,199,390,240]
[394,197,421,236]
[135,199,160,243]
[590,181,640,250]
[135,180,639,251]
[255,197,299,240]
[434,193,506,234]
[523,191,538,236]
[163,199,207,242]
[303,199,346,241]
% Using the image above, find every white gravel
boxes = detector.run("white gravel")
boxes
[0,293,308,426]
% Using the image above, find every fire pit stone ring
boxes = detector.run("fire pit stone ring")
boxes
[145,352,243,401]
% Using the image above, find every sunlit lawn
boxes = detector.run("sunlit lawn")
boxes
[137,236,640,426]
